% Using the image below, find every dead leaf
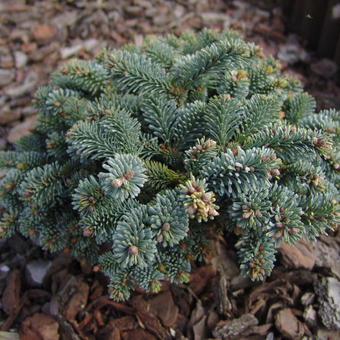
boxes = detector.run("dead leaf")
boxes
[275,308,305,339]
[20,313,60,340]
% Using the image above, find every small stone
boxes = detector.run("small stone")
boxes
[32,24,56,43]
[0,69,15,87]
[133,0,152,8]
[125,5,144,16]
[0,331,20,340]
[14,51,28,69]
[0,106,21,124]
[0,264,10,281]
[332,4,340,19]
[314,239,340,280]
[7,115,37,143]
[266,332,275,340]
[22,106,36,117]
[153,14,171,26]
[301,292,315,306]
[134,34,144,47]
[315,277,340,330]
[0,54,14,69]
[311,59,338,78]
[277,37,310,64]
[303,305,317,328]
[29,42,60,62]
[317,328,340,340]
[201,12,229,22]
[26,260,52,287]
[5,71,38,97]
[60,45,83,59]
[174,5,185,18]
[52,11,78,29]
[82,38,101,52]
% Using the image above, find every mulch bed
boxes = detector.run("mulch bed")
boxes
[0,1,340,339]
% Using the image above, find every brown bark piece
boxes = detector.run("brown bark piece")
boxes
[125,328,157,340]
[131,295,169,339]
[189,265,216,296]
[64,279,89,321]
[148,290,179,327]
[20,313,60,340]
[1,269,21,316]
[1,269,22,331]
[212,313,258,339]
[275,308,305,339]
[279,240,316,270]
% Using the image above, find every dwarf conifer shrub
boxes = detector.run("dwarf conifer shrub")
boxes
[0,30,339,300]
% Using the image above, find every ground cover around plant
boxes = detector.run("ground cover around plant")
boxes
[0,1,339,339]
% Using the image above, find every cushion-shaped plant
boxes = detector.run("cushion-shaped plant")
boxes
[0,29,339,300]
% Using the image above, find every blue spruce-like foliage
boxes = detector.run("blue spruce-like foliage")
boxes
[0,29,339,300]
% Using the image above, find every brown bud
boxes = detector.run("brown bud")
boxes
[5,183,15,191]
[275,230,283,238]
[234,226,243,235]
[162,223,171,232]
[128,245,139,255]
[93,265,101,272]
[186,206,196,215]
[111,178,123,188]
[208,208,219,217]
[83,226,93,237]
[278,111,285,119]
[17,163,27,170]
[123,170,135,180]
[242,211,252,219]
[205,139,217,149]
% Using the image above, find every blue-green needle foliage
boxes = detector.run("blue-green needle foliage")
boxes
[0,29,339,298]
